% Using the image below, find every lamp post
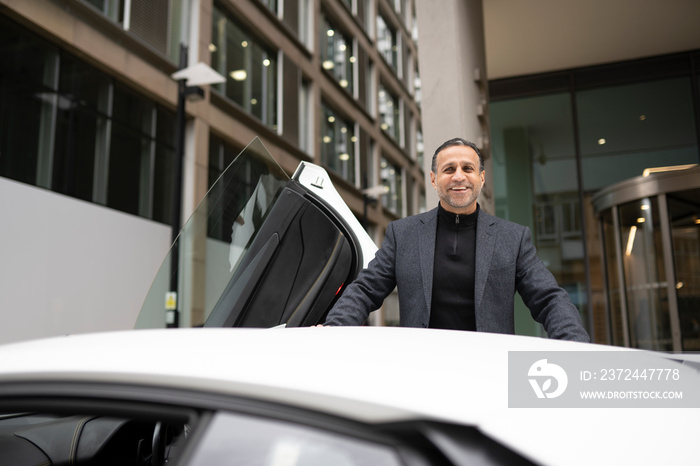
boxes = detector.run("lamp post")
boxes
[166,44,225,328]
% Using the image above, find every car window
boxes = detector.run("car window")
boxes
[0,411,191,466]
[186,411,404,466]
[135,137,289,329]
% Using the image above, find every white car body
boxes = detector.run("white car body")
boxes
[293,161,378,269]
[0,327,698,465]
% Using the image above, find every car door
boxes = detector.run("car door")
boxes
[135,138,377,329]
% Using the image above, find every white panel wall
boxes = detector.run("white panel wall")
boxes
[0,178,171,344]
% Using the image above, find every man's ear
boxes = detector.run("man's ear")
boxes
[430,171,436,189]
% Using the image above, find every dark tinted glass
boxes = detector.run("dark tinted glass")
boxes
[108,121,145,215]
[0,77,48,185]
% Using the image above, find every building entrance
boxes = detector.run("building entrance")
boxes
[593,166,700,351]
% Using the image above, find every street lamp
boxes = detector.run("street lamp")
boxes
[165,44,225,328]
[361,185,389,229]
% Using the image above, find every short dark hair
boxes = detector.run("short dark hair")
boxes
[431,138,484,173]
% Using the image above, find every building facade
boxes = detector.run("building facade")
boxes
[483,0,700,348]
[0,0,425,342]
[3,0,700,349]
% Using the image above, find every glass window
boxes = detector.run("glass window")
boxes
[108,83,155,216]
[490,93,588,336]
[601,209,623,346]
[380,157,402,216]
[82,0,185,63]
[259,0,278,14]
[376,15,397,72]
[379,84,400,141]
[416,128,424,168]
[297,0,313,49]
[211,4,279,130]
[189,411,403,466]
[207,134,243,242]
[53,56,112,200]
[411,3,419,42]
[356,0,370,33]
[0,17,59,188]
[0,18,60,88]
[0,15,175,223]
[152,107,177,224]
[82,0,123,22]
[106,83,177,221]
[618,198,673,351]
[299,78,313,155]
[321,103,356,184]
[668,188,700,351]
[320,15,355,94]
[413,65,421,106]
[577,78,698,191]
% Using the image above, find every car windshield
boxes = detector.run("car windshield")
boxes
[135,138,289,329]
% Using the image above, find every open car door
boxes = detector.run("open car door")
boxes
[136,138,377,329]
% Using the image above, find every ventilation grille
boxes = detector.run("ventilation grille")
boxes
[128,0,171,55]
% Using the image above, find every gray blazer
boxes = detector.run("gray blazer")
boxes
[325,207,590,342]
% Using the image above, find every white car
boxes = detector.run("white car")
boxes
[1,139,698,465]
[0,327,699,465]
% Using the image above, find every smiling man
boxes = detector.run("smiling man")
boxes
[324,138,589,342]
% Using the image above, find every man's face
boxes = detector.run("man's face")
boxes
[430,145,485,215]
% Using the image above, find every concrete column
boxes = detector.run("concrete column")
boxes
[415,0,493,213]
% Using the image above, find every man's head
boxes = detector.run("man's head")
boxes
[430,138,485,215]
[430,138,484,173]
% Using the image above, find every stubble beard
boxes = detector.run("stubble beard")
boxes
[440,184,481,211]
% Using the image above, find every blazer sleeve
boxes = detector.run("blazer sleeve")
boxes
[323,222,399,326]
[515,226,590,342]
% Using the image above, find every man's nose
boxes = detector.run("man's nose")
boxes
[452,168,466,180]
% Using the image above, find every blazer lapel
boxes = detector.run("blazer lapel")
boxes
[418,209,438,315]
[475,209,496,315]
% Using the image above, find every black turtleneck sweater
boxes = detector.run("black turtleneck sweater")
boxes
[429,203,478,330]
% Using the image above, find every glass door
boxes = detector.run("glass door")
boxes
[668,188,700,351]
[618,197,673,351]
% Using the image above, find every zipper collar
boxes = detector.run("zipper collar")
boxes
[437,203,479,228]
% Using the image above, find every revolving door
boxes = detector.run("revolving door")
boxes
[593,166,700,352]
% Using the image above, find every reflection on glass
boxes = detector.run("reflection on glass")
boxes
[0,17,60,188]
[577,78,698,191]
[378,84,400,141]
[602,209,624,346]
[189,411,402,466]
[380,157,402,216]
[618,198,672,351]
[321,103,355,184]
[320,15,354,93]
[416,128,424,166]
[376,15,397,71]
[668,188,700,351]
[211,6,278,130]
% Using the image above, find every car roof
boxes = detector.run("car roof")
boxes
[0,327,697,466]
